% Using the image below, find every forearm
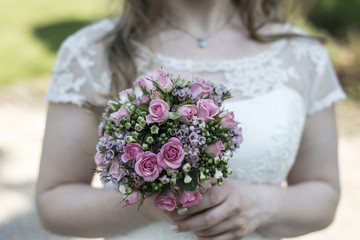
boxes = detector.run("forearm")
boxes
[255,181,339,238]
[37,183,157,238]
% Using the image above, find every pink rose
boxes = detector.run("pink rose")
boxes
[146,100,169,124]
[190,77,213,98]
[135,152,160,182]
[153,69,172,92]
[196,99,220,122]
[179,189,202,208]
[94,152,109,167]
[150,90,162,100]
[122,143,143,163]
[177,105,197,123]
[140,95,150,104]
[109,160,124,181]
[134,75,155,90]
[205,140,225,157]
[125,192,141,206]
[110,107,130,126]
[219,110,235,128]
[107,100,118,111]
[157,138,184,169]
[118,89,135,104]
[153,190,178,211]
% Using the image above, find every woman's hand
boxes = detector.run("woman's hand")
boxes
[171,179,268,240]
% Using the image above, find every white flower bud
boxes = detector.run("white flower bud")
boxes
[159,175,170,184]
[184,174,192,184]
[167,169,179,176]
[182,163,191,173]
[227,168,233,175]
[119,184,128,194]
[214,157,220,165]
[200,171,206,181]
[214,169,223,179]
[134,86,144,98]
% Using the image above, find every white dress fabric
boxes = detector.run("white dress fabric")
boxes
[44,19,346,240]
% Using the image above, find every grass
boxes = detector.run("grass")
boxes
[0,1,359,100]
[0,0,109,85]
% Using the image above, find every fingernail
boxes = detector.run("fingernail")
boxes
[177,207,188,215]
[170,224,179,232]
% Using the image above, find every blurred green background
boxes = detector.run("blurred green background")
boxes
[0,1,359,240]
[0,0,359,99]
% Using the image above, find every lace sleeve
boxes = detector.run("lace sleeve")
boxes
[44,19,114,108]
[305,46,346,115]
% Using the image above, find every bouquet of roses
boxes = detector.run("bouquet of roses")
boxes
[94,68,243,211]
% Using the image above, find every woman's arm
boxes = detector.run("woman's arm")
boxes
[256,105,340,237]
[171,106,340,239]
[36,103,162,238]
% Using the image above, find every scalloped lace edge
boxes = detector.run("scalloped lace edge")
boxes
[307,89,347,115]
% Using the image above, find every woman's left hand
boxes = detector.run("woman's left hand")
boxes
[172,179,268,240]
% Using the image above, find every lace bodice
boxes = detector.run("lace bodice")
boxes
[44,18,346,240]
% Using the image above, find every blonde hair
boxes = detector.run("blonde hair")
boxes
[100,0,301,108]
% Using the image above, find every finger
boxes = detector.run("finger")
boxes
[195,229,247,240]
[194,217,244,237]
[184,185,227,215]
[174,199,230,232]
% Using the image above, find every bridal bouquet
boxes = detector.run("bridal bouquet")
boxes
[94,69,243,211]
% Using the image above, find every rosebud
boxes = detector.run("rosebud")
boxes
[170,177,177,185]
[182,163,191,173]
[126,136,134,143]
[142,143,149,150]
[159,175,170,184]
[132,131,139,139]
[214,169,223,179]
[150,125,159,134]
[146,136,154,144]
[135,123,143,131]
[137,116,145,123]
[125,122,131,129]
[184,174,192,184]
[200,171,206,180]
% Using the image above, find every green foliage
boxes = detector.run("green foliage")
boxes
[307,0,360,39]
[0,0,108,85]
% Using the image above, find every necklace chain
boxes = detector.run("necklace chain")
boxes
[166,12,234,48]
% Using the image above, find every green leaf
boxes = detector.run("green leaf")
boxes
[137,104,149,112]
[176,169,198,191]
[168,112,181,120]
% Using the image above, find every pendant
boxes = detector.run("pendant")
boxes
[197,39,206,48]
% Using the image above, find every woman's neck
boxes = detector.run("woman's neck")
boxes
[165,0,235,37]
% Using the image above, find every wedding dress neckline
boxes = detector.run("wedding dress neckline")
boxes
[136,39,286,73]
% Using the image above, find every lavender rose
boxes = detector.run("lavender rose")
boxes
[196,99,220,122]
[153,69,172,92]
[219,110,235,128]
[135,151,160,182]
[125,192,141,206]
[153,190,178,211]
[146,99,170,124]
[122,143,143,163]
[205,140,225,157]
[109,107,130,126]
[176,105,197,123]
[119,89,135,104]
[190,77,213,98]
[179,189,202,208]
[157,138,185,169]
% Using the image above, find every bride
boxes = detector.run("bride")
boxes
[36,0,346,239]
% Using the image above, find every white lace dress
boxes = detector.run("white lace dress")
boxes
[44,19,346,240]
